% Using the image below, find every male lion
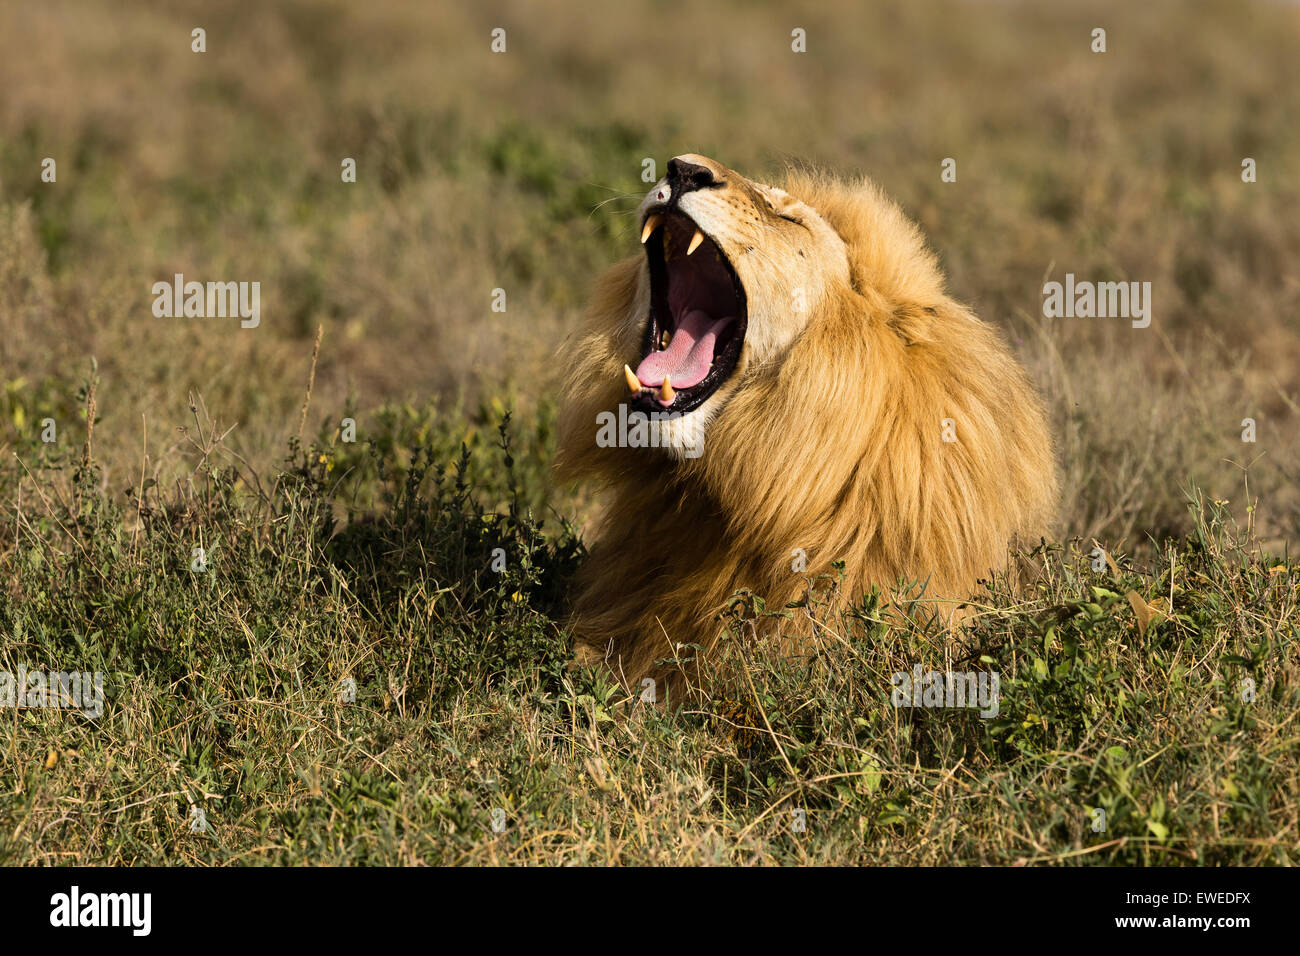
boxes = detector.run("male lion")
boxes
[556,154,1057,694]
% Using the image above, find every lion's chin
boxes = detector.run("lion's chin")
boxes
[651,377,744,461]
[654,404,713,461]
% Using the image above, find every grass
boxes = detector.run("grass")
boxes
[2,0,1298,552]
[0,0,1298,864]
[0,372,1295,865]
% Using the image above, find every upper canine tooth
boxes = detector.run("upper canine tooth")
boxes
[660,375,675,403]
[660,329,671,349]
[624,364,641,395]
[687,229,704,256]
[641,214,662,244]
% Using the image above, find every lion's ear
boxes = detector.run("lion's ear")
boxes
[886,303,938,346]
[757,184,803,218]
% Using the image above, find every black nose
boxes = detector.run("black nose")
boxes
[666,158,717,196]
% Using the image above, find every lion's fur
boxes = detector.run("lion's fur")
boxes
[556,157,1057,694]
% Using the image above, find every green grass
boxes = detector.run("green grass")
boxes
[1,384,1294,865]
[1,0,1298,866]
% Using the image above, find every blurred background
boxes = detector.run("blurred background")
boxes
[1,0,1297,553]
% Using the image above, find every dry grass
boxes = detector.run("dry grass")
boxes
[0,0,1298,865]
[2,0,1298,548]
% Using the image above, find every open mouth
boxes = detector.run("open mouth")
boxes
[626,209,747,415]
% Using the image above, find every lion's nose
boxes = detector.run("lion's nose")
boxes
[666,157,718,195]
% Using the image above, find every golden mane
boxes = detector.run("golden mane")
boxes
[556,163,1057,695]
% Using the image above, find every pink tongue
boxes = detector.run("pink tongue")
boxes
[635,309,733,390]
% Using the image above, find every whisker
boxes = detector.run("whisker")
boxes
[590,194,639,215]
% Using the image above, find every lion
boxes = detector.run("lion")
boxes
[555,154,1057,697]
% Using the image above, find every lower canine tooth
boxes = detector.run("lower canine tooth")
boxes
[660,330,671,349]
[660,375,675,403]
[641,214,661,244]
[687,229,704,256]
[624,364,641,395]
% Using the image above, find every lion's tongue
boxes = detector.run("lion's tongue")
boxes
[635,309,733,389]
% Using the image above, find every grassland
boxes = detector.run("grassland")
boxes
[1,0,1298,864]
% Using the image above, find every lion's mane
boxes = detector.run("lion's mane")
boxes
[556,168,1057,692]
